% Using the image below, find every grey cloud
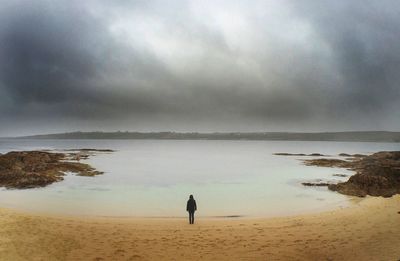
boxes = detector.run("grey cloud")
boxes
[290,1,400,114]
[0,0,399,136]
[0,0,176,117]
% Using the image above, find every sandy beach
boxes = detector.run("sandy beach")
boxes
[0,196,399,261]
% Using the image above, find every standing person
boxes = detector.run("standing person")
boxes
[186,195,197,224]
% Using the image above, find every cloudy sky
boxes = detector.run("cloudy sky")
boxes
[0,0,399,136]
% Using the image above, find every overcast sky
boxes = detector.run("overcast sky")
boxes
[1,0,399,136]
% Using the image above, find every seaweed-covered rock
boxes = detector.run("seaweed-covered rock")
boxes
[304,151,400,197]
[0,151,105,189]
[273,153,327,156]
[274,153,306,156]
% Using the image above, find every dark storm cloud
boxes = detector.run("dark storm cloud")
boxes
[0,1,172,111]
[0,0,399,135]
[290,1,400,114]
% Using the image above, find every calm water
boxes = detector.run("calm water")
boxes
[0,139,398,217]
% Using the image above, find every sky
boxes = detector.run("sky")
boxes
[0,0,399,136]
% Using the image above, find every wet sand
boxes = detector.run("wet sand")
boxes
[0,196,399,261]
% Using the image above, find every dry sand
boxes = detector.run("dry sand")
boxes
[0,196,399,261]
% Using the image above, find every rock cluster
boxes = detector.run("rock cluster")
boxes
[302,182,331,187]
[303,151,400,197]
[274,153,326,156]
[0,150,104,189]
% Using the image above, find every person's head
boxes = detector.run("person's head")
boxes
[189,194,193,199]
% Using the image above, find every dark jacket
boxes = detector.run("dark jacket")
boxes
[186,198,197,212]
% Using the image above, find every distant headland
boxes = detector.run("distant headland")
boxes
[9,131,400,142]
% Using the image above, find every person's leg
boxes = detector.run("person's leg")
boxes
[189,211,194,224]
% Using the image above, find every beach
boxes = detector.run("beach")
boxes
[2,0,399,260]
[0,195,399,261]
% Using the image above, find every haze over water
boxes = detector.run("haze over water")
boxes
[0,139,398,217]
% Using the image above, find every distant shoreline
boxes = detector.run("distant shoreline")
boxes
[7,131,400,142]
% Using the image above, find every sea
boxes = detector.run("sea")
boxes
[0,139,398,217]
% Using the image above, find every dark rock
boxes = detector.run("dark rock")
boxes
[308,153,325,156]
[352,154,367,158]
[302,182,330,187]
[332,174,348,177]
[304,151,400,197]
[0,151,106,189]
[274,153,327,156]
[303,158,351,168]
[70,148,115,152]
[274,153,306,156]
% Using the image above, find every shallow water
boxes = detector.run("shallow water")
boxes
[0,139,398,217]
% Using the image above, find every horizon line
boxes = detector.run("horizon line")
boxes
[3,130,400,139]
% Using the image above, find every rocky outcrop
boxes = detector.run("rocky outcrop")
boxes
[303,158,351,168]
[274,153,327,156]
[274,153,306,156]
[64,148,115,152]
[301,178,338,187]
[0,150,106,189]
[302,182,331,187]
[332,174,348,177]
[303,151,400,197]
[309,153,325,156]
[337,153,367,158]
